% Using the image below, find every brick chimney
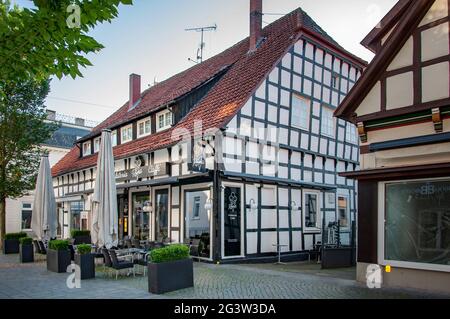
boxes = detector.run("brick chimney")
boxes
[249,0,263,52]
[129,73,141,110]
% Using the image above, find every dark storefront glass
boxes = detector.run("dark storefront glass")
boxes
[132,192,150,240]
[385,179,450,266]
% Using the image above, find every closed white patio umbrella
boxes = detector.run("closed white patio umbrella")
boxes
[92,129,118,248]
[31,154,57,240]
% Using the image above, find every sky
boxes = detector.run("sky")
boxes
[13,0,398,123]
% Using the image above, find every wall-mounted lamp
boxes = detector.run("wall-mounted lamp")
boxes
[204,198,213,211]
[290,201,299,212]
[248,199,258,213]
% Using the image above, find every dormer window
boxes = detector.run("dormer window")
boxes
[121,124,133,143]
[93,137,101,153]
[137,117,151,138]
[82,141,91,156]
[157,110,172,132]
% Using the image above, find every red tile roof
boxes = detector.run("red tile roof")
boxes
[52,8,365,177]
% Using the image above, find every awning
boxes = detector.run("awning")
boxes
[222,172,337,191]
[339,162,450,181]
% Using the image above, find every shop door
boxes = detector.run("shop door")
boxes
[117,194,129,239]
[224,186,241,257]
[154,189,169,242]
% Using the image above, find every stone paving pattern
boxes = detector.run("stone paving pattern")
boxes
[0,254,448,299]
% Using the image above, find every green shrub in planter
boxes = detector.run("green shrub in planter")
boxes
[74,243,94,279]
[19,237,34,263]
[77,244,92,255]
[19,237,33,245]
[3,232,28,254]
[149,244,190,263]
[47,240,70,273]
[148,244,193,294]
[49,239,69,251]
[5,232,27,240]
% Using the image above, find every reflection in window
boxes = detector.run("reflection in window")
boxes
[185,190,210,258]
[338,196,349,228]
[132,192,150,240]
[21,203,32,230]
[305,193,318,228]
[385,180,450,266]
[192,196,201,219]
[70,201,84,231]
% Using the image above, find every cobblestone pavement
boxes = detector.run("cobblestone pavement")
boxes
[0,254,448,299]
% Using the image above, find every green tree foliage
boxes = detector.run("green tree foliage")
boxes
[0,78,58,248]
[0,0,133,82]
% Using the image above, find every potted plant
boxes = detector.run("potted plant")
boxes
[3,232,27,254]
[148,244,193,294]
[47,239,71,273]
[19,237,34,263]
[71,230,91,245]
[74,244,95,279]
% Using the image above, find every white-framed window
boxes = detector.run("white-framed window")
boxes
[291,95,310,130]
[21,203,32,230]
[137,117,151,137]
[82,141,91,156]
[303,190,320,230]
[157,110,172,132]
[121,124,133,143]
[378,177,450,273]
[93,137,101,153]
[345,123,358,144]
[321,106,335,137]
[111,130,117,147]
[338,195,349,228]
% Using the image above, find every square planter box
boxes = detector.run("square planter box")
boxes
[47,249,71,273]
[74,253,95,280]
[148,258,194,294]
[321,247,356,269]
[20,244,34,263]
[3,239,20,254]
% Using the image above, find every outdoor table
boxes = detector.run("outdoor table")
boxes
[273,244,288,265]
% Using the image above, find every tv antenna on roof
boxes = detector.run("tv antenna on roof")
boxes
[185,24,217,64]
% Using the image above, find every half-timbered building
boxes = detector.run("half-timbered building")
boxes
[335,0,450,293]
[52,0,366,262]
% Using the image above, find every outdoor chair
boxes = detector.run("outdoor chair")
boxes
[134,252,149,276]
[68,244,75,261]
[101,248,114,277]
[38,241,47,255]
[189,238,201,257]
[33,240,46,261]
[108,249,135,280]
[132,238,141,249]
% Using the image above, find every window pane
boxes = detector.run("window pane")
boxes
[185,190,211,258]
[21,210,32,229]
[138,122,144,136]
[292,96,309,129]
[321,107,334,137]
[158,115,164,129]
[338,196,349,228]
[165,112,172,127]
[145,120,151,133]
[385,180,450,266]
[305,194,318,228]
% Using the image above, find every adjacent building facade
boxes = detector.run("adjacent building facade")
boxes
[335,0,450,293]
[52,1,366,262]
[5,111,95,235]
